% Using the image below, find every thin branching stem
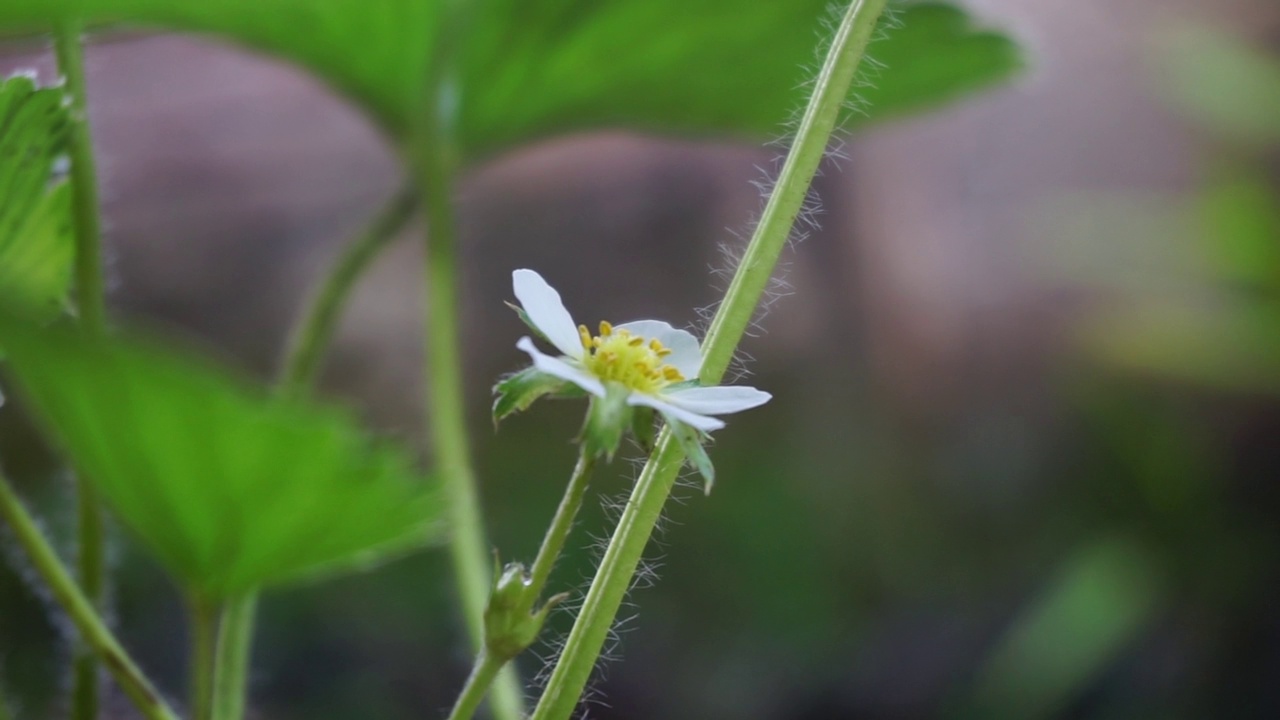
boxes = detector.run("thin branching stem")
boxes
[278,185,416,396]
[524,449,595,604]
[445,449,596,720]
[445,649,506,720]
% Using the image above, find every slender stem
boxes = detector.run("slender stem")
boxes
[410,2,524,715]
[528,3,889,718]
[188,595,219,720]
[414,114,484,660]
[54,21,109,720]
[210,594,256,720]
[445,650,506,720]
[413,132,525,720]
[0,473,180,720]
[524,449,595,606]
[55,23,106,333]
[444,449,596,720]
[278,185,416,397]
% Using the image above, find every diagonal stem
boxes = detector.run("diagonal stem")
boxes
[527,2,890,718]
[278,185,416,396]
[523,449,595,606]
[445,449,596,720]
[0,472,180,720]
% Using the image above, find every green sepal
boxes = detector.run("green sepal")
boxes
[505,301,554,346]
[667,416,716,495]
[493,366,569,424]
[663,379,701,392]
[630,404,657,454]
[483,557,566,661]
[581,383,632,461]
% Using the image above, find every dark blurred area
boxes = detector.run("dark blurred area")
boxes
[3,1,1280,719]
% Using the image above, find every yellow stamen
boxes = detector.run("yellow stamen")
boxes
[579,319,689,394]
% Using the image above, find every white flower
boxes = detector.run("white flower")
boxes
[511,269,770,433]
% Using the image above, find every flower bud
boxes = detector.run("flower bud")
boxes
[483,560,564,660]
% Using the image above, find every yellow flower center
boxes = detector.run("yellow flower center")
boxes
[578,321,685,395]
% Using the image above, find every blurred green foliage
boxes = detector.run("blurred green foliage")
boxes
[0,310,445,599]
[1064,29,1280,396]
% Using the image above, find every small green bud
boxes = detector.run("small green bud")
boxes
[483,560,565,660]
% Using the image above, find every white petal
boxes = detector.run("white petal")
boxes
[626,393,725,432]
[513,269,584,360]
[615,320,702,378]
[662,385,772,416]
[516,337,605,397]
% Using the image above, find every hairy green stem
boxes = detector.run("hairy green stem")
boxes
[445,649,506,720]
[524,449,595,605]
[0,473,180,720]
[188,596,219,720]
[210,594,255,720]
[278,186,416,396]
[528,2,889,718]
[446,449,596,720]
[54,21,108,720]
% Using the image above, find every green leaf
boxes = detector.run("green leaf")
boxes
[667,417,715,494]
[0,2,1020,157]
[0,309,444,599]
[968,538,1160,717]
[0,75,73,318]
[850,3,1023,125]
[492,366,569,423]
